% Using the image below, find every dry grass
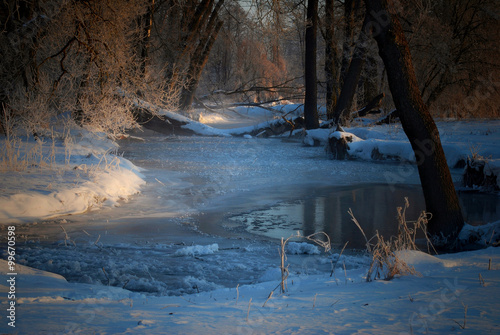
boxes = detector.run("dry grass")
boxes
[351,197,435,282]
[279,236,290,293]
[453,302,468,330]
[0,107,74,172]
[271,231,332,295]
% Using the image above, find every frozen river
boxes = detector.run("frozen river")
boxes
[13,132,499,295]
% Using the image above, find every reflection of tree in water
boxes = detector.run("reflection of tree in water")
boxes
[294,184,429,249]
[227,184,497,249]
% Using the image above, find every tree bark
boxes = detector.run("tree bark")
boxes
[362,53,379,106]
[304,0,319,129]
[365,0,464,246]
[180,19,223,110]
[339,0,360,86]
[332,14,370,125]
[324,0,339,120]
[179,0,224,110]
[139,0,155,77]
[167,0,215,94]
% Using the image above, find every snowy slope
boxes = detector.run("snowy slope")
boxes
[0,130,145,224]
[1,247,499,334]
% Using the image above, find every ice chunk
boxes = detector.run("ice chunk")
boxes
[286,242,320,255]
[174,243,219,256]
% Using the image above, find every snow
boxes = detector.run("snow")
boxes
[303,120,500,171]
[174,243,219,256]
[1,247,500,334]
[0,129,145,224]
[459,221,500,248]
[1,105,500,333]
[286,242,321,255]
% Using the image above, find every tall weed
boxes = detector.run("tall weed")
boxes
[351,198,435,282]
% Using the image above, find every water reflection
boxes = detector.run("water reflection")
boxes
[459,191,500,225]
[227,184,500,249]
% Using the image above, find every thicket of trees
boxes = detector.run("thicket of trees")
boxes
[1,0,498,137]
[0,0,227,136]
[204,0,499,120]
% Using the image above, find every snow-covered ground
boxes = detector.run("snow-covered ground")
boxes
[1,247,500,334]
[1,105,499,334]
[0,128,145,224]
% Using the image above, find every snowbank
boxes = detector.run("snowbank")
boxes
[0,131,145,224]
[459,220,500,248]
[302,121,500,169]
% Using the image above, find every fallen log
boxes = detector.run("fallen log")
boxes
[133,107,196,136]
[375,109,399,125]
[352,93,385,118]
[248,116,305,138]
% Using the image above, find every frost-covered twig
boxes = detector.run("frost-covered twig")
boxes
[331,241,348,278]
[59,225,76,247]
[349,208,371,253]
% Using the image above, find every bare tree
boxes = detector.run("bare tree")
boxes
[339,0,362,86]
[304,0,320,129]
[403,0,500,118]
[323,0,339,119]
[200,0,300,105]
[331,14,371,125]
[0,0,153,138]
[365,0,464,246]
[178,0,225,110]
[137,0,155,79]
[148,0,225,112]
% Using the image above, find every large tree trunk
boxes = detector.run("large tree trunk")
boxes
[180,19,223,110]
[324,0,339,120]
[167,0,217,96]
[332,15,370,125]
[139,0,155,77]
[365,0,464,246]
[179,0,224,111]
[339,0,360,86]
[304,0,319,129]
[362,53,379,106]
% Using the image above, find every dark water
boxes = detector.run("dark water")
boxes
[210,184,500,249]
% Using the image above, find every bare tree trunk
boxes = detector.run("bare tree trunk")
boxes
[139,0,155,77]
[180,20,223,110]
[339,0,360,86]
[332,15,370,125]
[324,0,339,120]
[365,0,464,246]
[167,0,215,94]
[179,0,224,110]
[363,53,379,106]
[304,0,319,129]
